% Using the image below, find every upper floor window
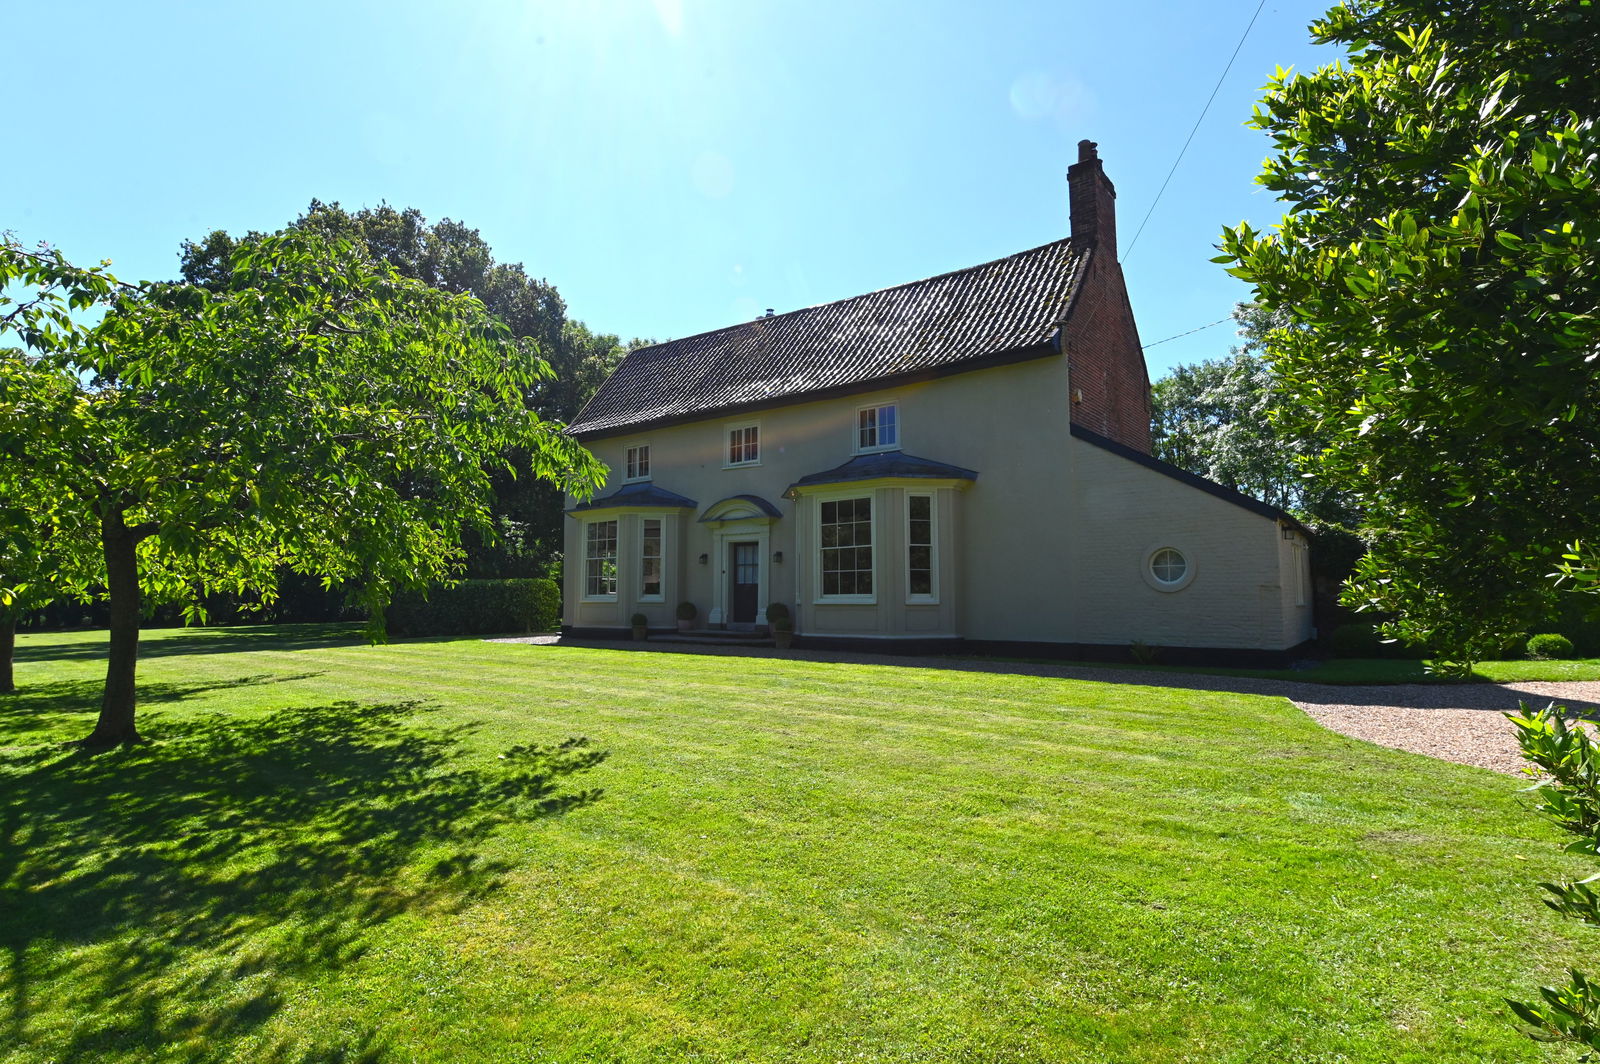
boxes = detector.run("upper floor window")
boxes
[584,520,618,599]
[625,444,651,482]
[726,422,760,466]
[857,403,898,452]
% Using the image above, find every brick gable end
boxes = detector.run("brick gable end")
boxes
[1063,251,1152,453]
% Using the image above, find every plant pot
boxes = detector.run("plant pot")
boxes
[774,630,793,650]
[632,625,648,641]
[677,619,694,633]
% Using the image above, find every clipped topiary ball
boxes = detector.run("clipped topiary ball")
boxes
[1527,633,1576,660]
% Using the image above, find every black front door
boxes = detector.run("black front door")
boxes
[731,542,759,623]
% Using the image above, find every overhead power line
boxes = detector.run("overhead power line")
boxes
[1141,315,1233,351]
[1122,0,1270,263]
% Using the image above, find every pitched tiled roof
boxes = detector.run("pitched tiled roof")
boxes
[784,451,979,496]
[568,238,1089,438]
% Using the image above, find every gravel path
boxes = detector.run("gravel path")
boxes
[489,635,1600,775]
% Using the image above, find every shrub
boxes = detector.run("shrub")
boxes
[387,578,559,637]
[630,613,648,628]
[765,602,790,622]
[1528,633,1576,660]
[1129,640,1159,666]
[1496,631,1530,660]
[1507,704,1600,1051]
[773,616,793,632]
[676,601,697,621]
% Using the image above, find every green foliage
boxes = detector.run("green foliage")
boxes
[387,578,560,637]
[1529,633,1577,660]
[1220,0,1600,672]
[1,232,602,737]
[177,202,633,580]
[1328,622,1431,660]
[676,601,697,621]
[764,602,790,622]
[4,230,601,616]
[630,612,648,629]
[1507,703,1600,1052]
[772,615,793,633]
[1129,640,1160,666]
[1152,305,1358,518]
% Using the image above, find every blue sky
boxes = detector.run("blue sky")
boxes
[5,0,1334,378]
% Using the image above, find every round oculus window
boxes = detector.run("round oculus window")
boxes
[1150,548,1188,586]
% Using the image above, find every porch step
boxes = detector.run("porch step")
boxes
[647,629,775,647]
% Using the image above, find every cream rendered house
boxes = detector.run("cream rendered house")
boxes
[562,142,1315,661]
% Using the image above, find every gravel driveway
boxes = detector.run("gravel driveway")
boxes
[491,635,1600,775]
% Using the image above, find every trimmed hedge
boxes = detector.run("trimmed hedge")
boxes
[1528,633,1576,660]
[1330,623,1382,657]
[387,578,560,637]
[1329,622,1428,660]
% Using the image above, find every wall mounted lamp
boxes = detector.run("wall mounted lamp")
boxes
[698,553,709,565]
[772,551,784,564]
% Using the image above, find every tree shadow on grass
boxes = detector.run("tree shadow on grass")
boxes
[13,623,371,664]
[0,674,325,741]
[0,700,606,1062]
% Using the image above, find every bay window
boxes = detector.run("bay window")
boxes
[584,520,618,598]
[641,518,663,599]
[819,496,874,599]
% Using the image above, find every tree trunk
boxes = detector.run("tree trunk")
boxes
[0,613,14,694]
[82,511,143,747]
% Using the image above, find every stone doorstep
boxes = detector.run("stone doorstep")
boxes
[649,630,775,647]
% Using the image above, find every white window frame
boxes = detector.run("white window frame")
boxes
[814,491,876,605]
[854,401,899,454]
[905,492,938,603]
[624,442,652,483]
[1142,544,1195,593]
[582,519,619,601]
[639,517,665,601]
[724,419,762,468]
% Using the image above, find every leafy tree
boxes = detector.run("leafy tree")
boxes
[180,202,632,577]
[1153,304,1346,513]
[0,233,603,746]
[1220,0,1600,670]
[1151,305,1365,592]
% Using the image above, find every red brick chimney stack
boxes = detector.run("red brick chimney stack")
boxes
[1067,139,1117,260]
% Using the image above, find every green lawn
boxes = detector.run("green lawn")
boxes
[3,625,1595,1063]
[1031,655,1600,685]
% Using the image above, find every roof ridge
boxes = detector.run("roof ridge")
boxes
[634,236,1079,353]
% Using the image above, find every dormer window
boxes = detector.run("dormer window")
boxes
[857,403,898,452]
[726,421,760,467]
[625,443,651,482]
